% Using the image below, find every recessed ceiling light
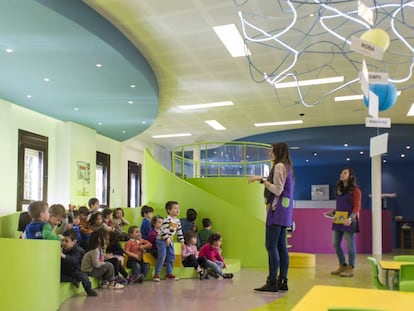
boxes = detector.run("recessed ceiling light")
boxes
[96,64,102,68]
[306,159,309,162]
[74,107,79,111]
[254,120,303,127]
[141,121,146,124]
[346,158,351,161]
[274,76,344,89]
[44,78,50,82]
[152,133,192,138]
[178,101,234,110]
[360,151,364,155]
[98,122,102,125]
[408,103,414,116]
[205,120,226,131]
[128,101,133,104]
[5,48,13,53]
[312,152,317,156]
[406,145,411,150]
[26,94,32,98]
[213,24,251,57]
[344,143,348,147]
[130,84,136,88]
[401,154,406,158]
[383,159,387,163]
[122,130,126,134]
[289,146,301,150]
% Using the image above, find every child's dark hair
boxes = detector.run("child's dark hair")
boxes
[88,229,108,250]
[102,208,112,219]
[165,201,178,212]
[88,198,99,208]
[18,212,32,232]
[113,208,124,218]
[128,225,139,236]
[63,228,78,241]
[184,230,197,245]
[186,208,197,222]
[208,233,222,244]
[78,206,89,216]
[151,215,163,228]
[107,231,121,247]
[140,205,154,217]
[202,218,212,228]
[28,201,48,219]
[73,210,80,219]
[89,212,102,225]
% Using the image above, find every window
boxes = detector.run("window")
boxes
[96,151,110,208]
[17,130,48,211]
[128,161,142,207]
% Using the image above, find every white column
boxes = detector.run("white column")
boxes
[371,155,382,255]
[193,145,201,178]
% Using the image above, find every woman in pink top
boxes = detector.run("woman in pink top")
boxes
[198,233,233,279]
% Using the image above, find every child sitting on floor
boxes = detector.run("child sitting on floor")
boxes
[198,233,233,279]
[61,229,97,296]
[181,231,208,280]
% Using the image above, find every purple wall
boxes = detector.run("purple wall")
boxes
[289,208,392,253]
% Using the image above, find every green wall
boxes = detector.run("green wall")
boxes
[143,149,267,268]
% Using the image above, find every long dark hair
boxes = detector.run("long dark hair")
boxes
[335,167,358,196]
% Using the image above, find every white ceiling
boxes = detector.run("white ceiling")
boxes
[84,0,414,151]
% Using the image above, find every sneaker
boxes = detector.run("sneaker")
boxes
[331,264,348,275]
[115,276,128,285]
[199,268,208,280]
[137,273,145,283]
[254,281,278,293]
[277,277,288,291]
[208,270,220,279]
[109,282,124,289]
[339,266,354,277]
[153,274,160,282]
[86,288,98,297]
[223,273,233,279]
[128,275,139,285]
[101,281,109,289]
[166,274,179,281]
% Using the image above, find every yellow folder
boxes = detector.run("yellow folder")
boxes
[333,211,348,224]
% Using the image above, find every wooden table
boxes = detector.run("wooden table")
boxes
[292,285,414,311]
[379,260,414,289]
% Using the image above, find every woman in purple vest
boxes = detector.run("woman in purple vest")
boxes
[249,142,294,292]
[330,167,361,277]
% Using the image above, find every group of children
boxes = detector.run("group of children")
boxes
[19,198,233,298]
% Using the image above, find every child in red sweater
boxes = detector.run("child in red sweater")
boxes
[198,233,233,279]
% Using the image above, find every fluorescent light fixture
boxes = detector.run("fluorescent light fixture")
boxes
[205,120,226,131]
[407,103,414,116]
[178,101,234,110]
[274,76,344,89]
[152,133,192,139]
[213,24,251,57]
[335,90,402,102]
[254,120,303,127]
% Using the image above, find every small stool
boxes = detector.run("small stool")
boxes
[400,225,414,249]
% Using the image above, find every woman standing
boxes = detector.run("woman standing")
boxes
[330,167,361,277]
[249,142,294,293]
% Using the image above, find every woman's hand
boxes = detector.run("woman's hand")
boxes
[344,218,352,226]
[248,176,259,184]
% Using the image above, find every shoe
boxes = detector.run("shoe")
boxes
[331,264,348,275]
[115,276,128,285]
[101,281,109,289]
[254,281,278,292]
[128,275,139,285]
[223,273,233,279]
[153,274,160,282]
[109,282,124,289]
[277,276,288,291]
[199,268,207,280]
[86,288,98,297]
[208,270,220,279]
[137,273,145,283]
[339,265,354,277]
[72,279,80,288]
[166,274,179,281]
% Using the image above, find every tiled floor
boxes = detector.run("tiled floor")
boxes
[58,252,413,311]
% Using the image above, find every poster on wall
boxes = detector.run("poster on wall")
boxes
[77,161,90,196]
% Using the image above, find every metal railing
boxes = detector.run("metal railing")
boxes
[172,141,272,178]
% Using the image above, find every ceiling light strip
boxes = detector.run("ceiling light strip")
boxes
[152,133,192,139]
[254,120,303,127]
